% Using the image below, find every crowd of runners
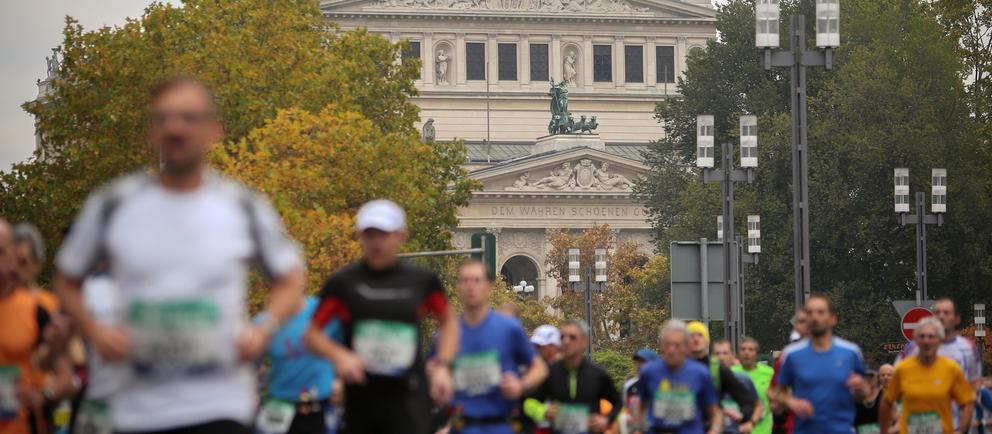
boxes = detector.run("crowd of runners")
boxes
[1,77,991,434]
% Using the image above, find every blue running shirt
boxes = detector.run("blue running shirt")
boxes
[257,297,341,401]
[638,359,718,434]
[775,337,866,434]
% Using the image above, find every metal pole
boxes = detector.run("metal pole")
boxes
[700,237,710,328]
[916,191,928,301]
[585,267,593,359]
[736,235,745,347]
[722,141,734,343]
[789,14,813,311]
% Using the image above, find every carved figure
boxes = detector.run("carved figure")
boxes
[594,162,634,189]
[578,115,598,133]
[533,162,573,189]
[45,47,61,79]
[563,51,578,87]
[435,49,450,84]
[421,118,436,142]
[511,173,530,188]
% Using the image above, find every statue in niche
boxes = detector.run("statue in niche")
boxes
[563,50,578,87]
[421,118,436,142]
[532,162,574,189]
[435,49,450,84]
[594,162,634,189]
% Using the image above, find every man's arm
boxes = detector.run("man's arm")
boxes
[519,356,548,397]
[429,304,459,404]
[55,273,129,361]
[739,397,763,433]
[958,402,974,434]
[721,366,756,418]
[706,404,723,434]
[879,396,894,434]
[602,368,623,422]
[239,266,305,361]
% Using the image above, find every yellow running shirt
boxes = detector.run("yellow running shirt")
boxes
[884,355,974,434]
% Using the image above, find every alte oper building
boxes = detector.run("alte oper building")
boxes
[321,0,717,297]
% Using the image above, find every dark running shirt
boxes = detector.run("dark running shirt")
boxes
[311,260,448,387]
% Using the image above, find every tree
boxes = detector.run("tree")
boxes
[1,0,437,284]
[639,0,992,363]
[544,225,669,355]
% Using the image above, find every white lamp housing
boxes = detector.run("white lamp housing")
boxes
[816,0,840,48]
[755,0,780,48]
[976,303,986,338]
[894,168,910,213]
[740,115,758,168]
[748,215,761,254]
[594,248,607,282]
[717,216,724,242]
[568,248,580,282]
[513,281,535,294]
[931,168,947,214]
[697,115,715,168]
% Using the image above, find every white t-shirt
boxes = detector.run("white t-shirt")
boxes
[57,171,301,431]
[81,275,126,401]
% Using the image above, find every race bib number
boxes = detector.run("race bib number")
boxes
[255,400,296,434]
[129,298,221,378]
[856,423,880,434]
[75,399,112,434]
[352,320,417,377]
[0,366,20,420]
[907,412,941,434]
[553,403,589,434]
[652,388,696,425]
[454,350,501,396]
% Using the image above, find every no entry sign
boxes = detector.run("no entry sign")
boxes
[901,307,934,341]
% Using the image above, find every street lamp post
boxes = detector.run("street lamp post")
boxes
[757,0,838,311]
[894,168,946,305]
[699,115,757,347]
[512,280,535,295]
[569,248,606,359]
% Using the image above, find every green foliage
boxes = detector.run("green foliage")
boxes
[592,350,635,393]
[639,0,992,364]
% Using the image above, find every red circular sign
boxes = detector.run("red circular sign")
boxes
[901,307,934,341]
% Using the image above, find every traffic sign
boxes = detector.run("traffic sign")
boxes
[901,307,933,341]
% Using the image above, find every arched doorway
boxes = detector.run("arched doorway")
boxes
[500,255,540,296]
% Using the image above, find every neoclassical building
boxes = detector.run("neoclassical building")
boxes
[322,0,716,297]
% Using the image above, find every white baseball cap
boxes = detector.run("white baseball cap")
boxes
[531,324,561,347]
[355,199,406,233]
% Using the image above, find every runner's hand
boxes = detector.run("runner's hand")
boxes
[545,402,558,421]
[91,323,130,361]
[739,421,755,434]
[500,372,524,400]
[334,350,367,385]
[723,407,743,422]
[846,373,867,396]
[430,365,454,405]
[785,396,814,419]
[588,414,608,433]
[236,325,269,362]
[14,381,42,408]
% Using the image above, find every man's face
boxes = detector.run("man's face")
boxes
[536,344,560,363]
[688,331,708,355]
[878,364,894,388]
[805,298,836,337]
[713,342,735,367]
[147,83,222,176]
[14,241,39,284]
[661,330,688,368]
[560,324,587,359]
[933,300,959,334]
[794,311,810,337]
[359,229,407,269]
[914,323,942,356]
[738,341,758,366]
[456,263,491,309]
[0,223,15,289]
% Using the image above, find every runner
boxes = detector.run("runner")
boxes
[631,319,721,434]
[532,325,563,364]
[254,295,342,434]
[54,77,306,434]
[878,364,894,390]
[975,378,991,434]
[0,218,50,434]
[770,310,809,434]
[12,223,58,313]
[852,370,882,434]
[529,320,621,434]
[712,339,762,434]
[618,349,658,434]
[880,317,975,434]
[304,199,459,434]
[771,294,869,434]
[442,259,548,434]
[732,337,773,434]
[685,321,757,433]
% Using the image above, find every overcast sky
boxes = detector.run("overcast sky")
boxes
[0,0,721,171]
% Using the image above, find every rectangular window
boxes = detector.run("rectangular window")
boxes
[593,45,612,82]
[466,42,486,81]
[530,44,549,82]
[624,45,643,83]
[402,41,421,63]
[656,46,675,83]
[498,43,517,81]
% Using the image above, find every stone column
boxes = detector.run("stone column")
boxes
[423,32,435,85]
[542,228,559,298]
[551,35,562,82]
[488,33,498,83]
[456,33,467,85]
[521,35,531,85]
[583,36,594,87]
[646,37,657,87]
[614,36,625,87]
[676,36,688,81]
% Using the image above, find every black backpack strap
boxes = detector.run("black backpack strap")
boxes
[236,187,274,280]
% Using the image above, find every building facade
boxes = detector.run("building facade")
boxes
[322,0,716,297]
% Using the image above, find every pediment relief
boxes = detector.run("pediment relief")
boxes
[321,0,714,18]
[472,151,648,193]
